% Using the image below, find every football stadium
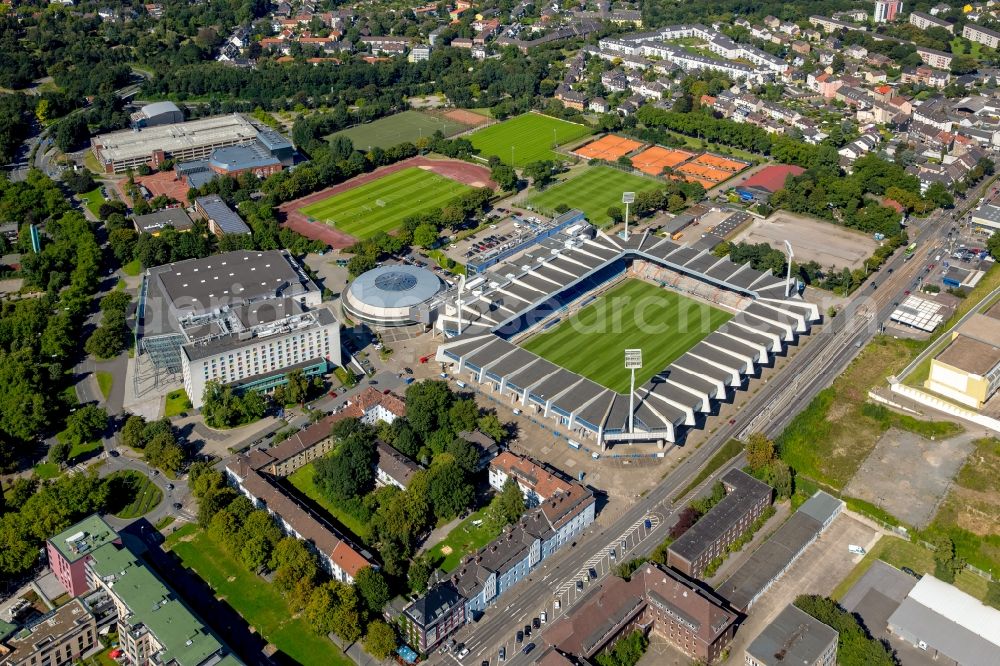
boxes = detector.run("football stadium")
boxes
[434,218,819,449]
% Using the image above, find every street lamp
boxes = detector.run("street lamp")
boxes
[625,349,643,434]
[622,192,635,240]
[783,240,794,297]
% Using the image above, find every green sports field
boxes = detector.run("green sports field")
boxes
[528,166,663,227]
[522,279,731,392]
[324,110,470,150]
[299,167,473,239]
[469,113,592,166]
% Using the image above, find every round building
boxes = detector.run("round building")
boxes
[343,265,443,327]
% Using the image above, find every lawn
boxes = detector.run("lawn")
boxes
[300,167,473,240]
[287,462,372,543]
[777,336,927,490]
[469,113,592,166]
[674,438,744,502]
[122,259,141,276]
[108,470,163,519]
[33,462,60,479]
[166,524,352,666]
[527,166,663,227]
[79,187,105,217]
[325,110,469,150]
[164,388,192,417]
[426,505,499,573]
[830,536,988,602]
[96,371,113,399]
[68,440,103,462]
[522,279,731,392]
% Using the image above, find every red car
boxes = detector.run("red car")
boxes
[904,290,911,295]
[328,391,338,398]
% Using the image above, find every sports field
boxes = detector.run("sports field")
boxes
[299,167,472,239]
[527,166,663,227]
[325,110,471,150]
[469,113,592,165]
[522,279,731,392]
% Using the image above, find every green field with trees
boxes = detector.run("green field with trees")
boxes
[325,110,469,150]
[527,167,663,227]
[469,113,592,166]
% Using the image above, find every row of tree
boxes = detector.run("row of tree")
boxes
[120,415,187,474]
[188,463,399,659]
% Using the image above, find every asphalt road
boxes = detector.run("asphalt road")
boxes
[442,183,991,666]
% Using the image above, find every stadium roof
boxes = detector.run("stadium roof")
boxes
[888,575,1000,666]
[739,165,805,193]
[349,265,442,311]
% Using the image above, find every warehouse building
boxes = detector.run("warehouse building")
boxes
[745,604,838,666]
[969,203,1000,235]
[91,114,263,173]
[667,469,772,578]
[719,491,843,611]
[925,305,1000,409]
[140,250,340,407]
[194,194,252,236]
[888,575,1000,665]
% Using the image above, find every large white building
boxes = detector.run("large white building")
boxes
[140,250,340,408]
[873,0,902,23]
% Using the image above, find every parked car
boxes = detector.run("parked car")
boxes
[532,617,540,630]
[576,580,584,592]
[522,643,536,655]
[524,624,530,637]
[516,630,523,643]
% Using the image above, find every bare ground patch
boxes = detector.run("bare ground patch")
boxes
[733,210,878,270]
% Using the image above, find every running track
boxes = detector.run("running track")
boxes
[278,157,495,248]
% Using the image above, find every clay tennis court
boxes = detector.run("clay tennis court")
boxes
[279,156,495,248]
[631,146,696,176]
[677,162,732,183]
[443,109,490,127]
[690,153,748,172]
[573,134,644,161]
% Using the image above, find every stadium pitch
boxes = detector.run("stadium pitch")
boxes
[298,167,473,240]
[521,279,731,392]
[469,113,592,166]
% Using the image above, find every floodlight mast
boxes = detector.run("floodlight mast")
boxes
[456,274,466,336]
[625,349,643,434]
[783,240,794,297]
[622,192,635,241]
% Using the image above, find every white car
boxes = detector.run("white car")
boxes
[457,647,470,660]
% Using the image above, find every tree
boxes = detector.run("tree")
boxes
[314,430,377,501]
[445,437,480,473]
[523,160,554,189]
[120,415,148,449]
[477,413,506,442]
[354,566,392,615]
[448,397,479,433]
[490,164,517,191]
[987,231,1000,262]
[413,223,438,249]
[607,206,623,224]
[793,595,896,666]
[239,509,283,571]
[64,405,108,446]
[108,228,138,263]
[48,439,72,465]
[950,54,978,75]
[405,380,454,438]
[745,433,776,471]
[85,322,127,359]
[284,369,311,405]
[197,486,238,527]
[364,621,397,660]
[408,553,434,593]
[427,460,474,521]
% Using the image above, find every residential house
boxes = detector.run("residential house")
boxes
[910,11,955,33]
[963,22,1000,48]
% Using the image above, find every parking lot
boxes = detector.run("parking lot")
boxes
[732,210,878,270]
[445,212,554,268]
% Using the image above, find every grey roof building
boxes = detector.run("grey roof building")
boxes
[746,604,838,666]
[888,575,1000,665]
[194,194,251,236]
[132,208,194,234]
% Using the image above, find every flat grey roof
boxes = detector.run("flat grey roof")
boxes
[491,347,544,379]
[671,355,732,385]
[798,491,844,525]
[132,208,193,233]
[888,594,1000,666]
[94,113,258,163]
[502,281,544,304]
[510,357,560,390]
[642,378,702,412]
[529,368,581,401]
[660,367,717,398]
[746,604,838,666]
[689,342,744,372]
[719,511,824,610]
[574,387,616,426]
[467,338,518,370]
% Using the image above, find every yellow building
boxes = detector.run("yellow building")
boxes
[926,308,1000,409]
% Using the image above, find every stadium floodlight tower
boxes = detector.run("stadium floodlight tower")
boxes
[625,348,643,434]
[783,240,794,297]
[455,274,466,336]
[622,192,635,240]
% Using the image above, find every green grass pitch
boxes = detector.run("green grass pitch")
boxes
[324,110,469,150]
[469,113,592,166]
[522,279,732,392]
[528,166,663,227]
[299,167,473,239]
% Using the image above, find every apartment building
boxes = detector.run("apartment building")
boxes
[910,11,954,33]
[963,22,1000,48]
[0,600,97,666]
[46,515,120,597]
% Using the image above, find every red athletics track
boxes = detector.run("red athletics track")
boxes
[279,156,496,249]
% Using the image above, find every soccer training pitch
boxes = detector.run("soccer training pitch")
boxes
[469,113,592,166]
[522,279,732,393]
[528,166,663,227]
[299,167,473,239]
[324,110,469,150]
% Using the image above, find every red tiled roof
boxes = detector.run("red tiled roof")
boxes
[740,164,806,193]
[354,386,406,418]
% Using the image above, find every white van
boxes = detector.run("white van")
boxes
[848,544,866,555]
